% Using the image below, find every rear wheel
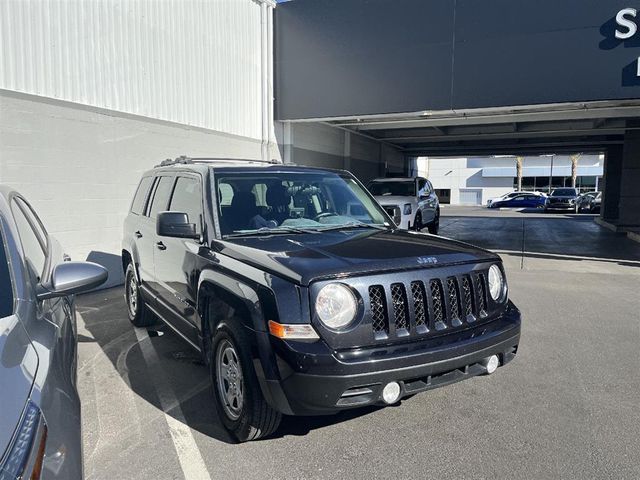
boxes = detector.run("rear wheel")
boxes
[211,320,281,442]
[427,209,440,235]
[125,263,155,327]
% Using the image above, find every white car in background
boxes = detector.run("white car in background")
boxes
[367,177,440,234]
[487,190,547,207]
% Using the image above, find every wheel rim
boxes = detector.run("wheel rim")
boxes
[127,274,138,317]
[216,339,244,420]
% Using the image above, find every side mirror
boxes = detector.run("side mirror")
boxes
[37,261,108,300]
[157,211,199,239]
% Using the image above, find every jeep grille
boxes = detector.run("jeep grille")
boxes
[368,271,489,339]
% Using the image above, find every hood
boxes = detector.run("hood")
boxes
[0,314,37,458]
[215,229,498,286]
[373,195,415,206]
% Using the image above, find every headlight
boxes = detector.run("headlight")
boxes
[488,264,506,301]
[403,203,412,215]
[315,283,357,330]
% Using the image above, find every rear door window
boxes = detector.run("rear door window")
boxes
[0,221,14,317]
[131,177,154,215]
[148,176,175,219]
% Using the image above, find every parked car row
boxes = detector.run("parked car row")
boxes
[487,188,602,214]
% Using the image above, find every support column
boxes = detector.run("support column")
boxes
[601,145,623,222]
[283,122,293,164]
[618,126,640,228]
[343,130,351,171]
[598,122,640,240]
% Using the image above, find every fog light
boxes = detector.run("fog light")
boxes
[482,355,500,374]
[382,382,401,404]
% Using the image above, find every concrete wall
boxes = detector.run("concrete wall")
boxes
[0,91,263,286]
[277,121,406,184]
[0,0,277,286]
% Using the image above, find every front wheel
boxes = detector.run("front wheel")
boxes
[211,321,281,442]
[413,212,423,231]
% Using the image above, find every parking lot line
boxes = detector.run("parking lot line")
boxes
[133,328,212,480]
[493,249,640,265]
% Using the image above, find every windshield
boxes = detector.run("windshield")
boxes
[551,188,577,197]
[215,171,390,237]
[367,181,416,197]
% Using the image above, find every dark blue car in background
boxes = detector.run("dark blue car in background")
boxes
[488,193,546,209]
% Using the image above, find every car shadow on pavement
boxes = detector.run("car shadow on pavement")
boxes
[78,287,388,445]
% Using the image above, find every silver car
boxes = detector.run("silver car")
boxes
[367,177,440,233]
[0,186,107,480]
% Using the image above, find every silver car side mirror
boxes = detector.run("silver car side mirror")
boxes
[36,261,108,301]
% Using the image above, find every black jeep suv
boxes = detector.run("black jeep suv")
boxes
[122,157,521,442]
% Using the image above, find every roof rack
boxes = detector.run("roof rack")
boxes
[155,155,279,168]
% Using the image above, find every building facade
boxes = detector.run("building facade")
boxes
[418,154,604,205]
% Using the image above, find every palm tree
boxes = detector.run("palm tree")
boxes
[516,156,523,191]
[570,153,581,189]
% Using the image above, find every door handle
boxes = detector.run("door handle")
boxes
[156,241,167,251]
[135,231,143,239]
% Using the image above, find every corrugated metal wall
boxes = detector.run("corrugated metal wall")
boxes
[0,0,264,140]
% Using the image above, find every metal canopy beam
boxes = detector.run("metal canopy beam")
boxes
[327,103,640,131]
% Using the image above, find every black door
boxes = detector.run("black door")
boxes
[154,174,204,346]
[143,175,175,300]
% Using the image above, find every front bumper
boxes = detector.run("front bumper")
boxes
[397,213,412,230]
[545,203,575,211]
[258,301,521,416]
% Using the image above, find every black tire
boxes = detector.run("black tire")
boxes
[413,212,423,231]
[211,320,281,442]
[125,263,155,327]
[427,209,440,235]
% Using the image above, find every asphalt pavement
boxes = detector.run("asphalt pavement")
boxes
[77,208,640,480]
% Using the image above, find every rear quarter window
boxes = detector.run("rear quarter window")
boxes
[0,220,14,318]
[130,176,154,215]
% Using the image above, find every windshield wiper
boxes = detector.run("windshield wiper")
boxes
[316,222,390,232]
[224,225,320,238]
